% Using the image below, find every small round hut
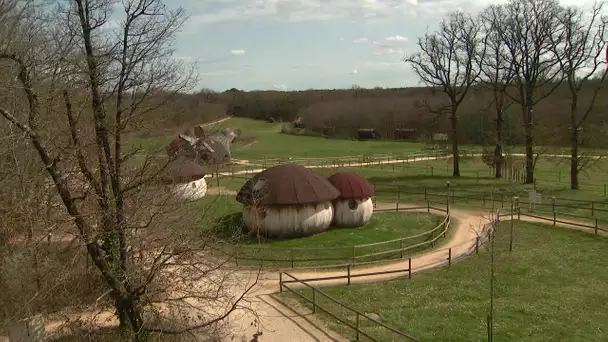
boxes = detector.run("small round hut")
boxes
[162,157,207,201]
[236,164,340,238]
[327,172,375,228]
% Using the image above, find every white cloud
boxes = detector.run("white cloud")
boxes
[384,35,408,42]
[352,37,369,44]
[273,84,288,90]
[374,47,406,56]
[351,68,359,75]
[230,49,246,56]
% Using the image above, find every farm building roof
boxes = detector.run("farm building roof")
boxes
[327,172,375,199]
[236,163,340,206]
[162,157,206,184]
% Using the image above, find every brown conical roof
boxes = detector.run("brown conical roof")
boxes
[236,163,339,206]
[162,157,206,184]
[327,172,375,199]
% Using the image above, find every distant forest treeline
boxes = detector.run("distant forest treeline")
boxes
[181,83,608,149]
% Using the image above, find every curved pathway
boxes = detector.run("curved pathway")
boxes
[222,204,606,341]
[14,202,605,342]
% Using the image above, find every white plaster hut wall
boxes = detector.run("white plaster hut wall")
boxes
[236,164,340,238]
[327,172,376,228]
[171,177,207,201]
[243,202,334,237]
[333,197,373,228]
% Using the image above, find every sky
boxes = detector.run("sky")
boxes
[166,0,594,92]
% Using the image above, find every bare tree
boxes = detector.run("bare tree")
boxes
[497,0,563,184]
[405,12,486,176]
[479,5,515,179]
[550,2,607,189]
[0,0,255,339]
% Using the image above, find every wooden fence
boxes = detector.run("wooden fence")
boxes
[279,272,421,341]
[373,186,608,222]
[277,222,492,342]
[230,205,451,269]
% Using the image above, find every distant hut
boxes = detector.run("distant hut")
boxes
[357,128,378,140]
[166,135,197,158]
[198,128,237,165]
[193,125,207,139]
[162,157,207,201]
[236,164,340,238]
[293,117,306,129]
[327,172,375,228]
[394,128,416,140]
[432,133,449,142]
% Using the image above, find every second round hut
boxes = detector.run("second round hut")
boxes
[327,172,375,228]
[236,164,340,238]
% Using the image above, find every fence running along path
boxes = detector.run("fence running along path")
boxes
[279,272,421,342]
[276,218,494,341]
[206,151,455,179]
[373,186,608,221]
[274,203,606,341]
[229,205,451,269]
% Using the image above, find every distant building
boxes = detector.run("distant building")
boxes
[357,128,378,140]
[432,133,449,141]
[394,128,417,140]
[166,128,237,166]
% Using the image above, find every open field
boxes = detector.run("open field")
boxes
[283,220,608,341]
[124,117,433,162]
[184,193,449,268]
[228,211,448,268]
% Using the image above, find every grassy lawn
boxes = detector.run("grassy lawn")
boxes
[178,191,450,268]
[325,156,608,221]
[282,220,608,341]
[209,155,608,222]
[221,211,446,268]
[124,117,432,160]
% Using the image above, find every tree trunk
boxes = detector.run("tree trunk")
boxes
[570,98,579,190]
[450,109,460,177]
[570,129,579,189]
[523,105,534,184]
[115,292,145,340]
[494,109,504,179]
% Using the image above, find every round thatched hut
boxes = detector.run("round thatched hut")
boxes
[327,172,375,227]
[236,164,340,238]
[162,157,207,201]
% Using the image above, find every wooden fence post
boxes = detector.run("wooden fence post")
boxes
[396,186,400,212]
[352,246,356,264]
[312,288,316,313]
[427,200,430,213]
[424,187,427,201]
[408,258,412,279]
[448,248,452,266]
[591,202,595,216]
[400,239,404,259]
[595,219,598,235]
[347,264,351,285]
[291,248,294,268]
[475,237,479,254]
[279,273,282,293]
[553,212,556,226]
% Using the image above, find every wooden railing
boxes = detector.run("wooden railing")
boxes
[279,272,421,341]
[230,205,451,269]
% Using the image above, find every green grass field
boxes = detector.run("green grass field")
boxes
[234,211,447,268]
[282,220,608,341]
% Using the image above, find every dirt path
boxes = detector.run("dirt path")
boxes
[11,202,603,342]
[198,116,232,128]
[206,155,453,179]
